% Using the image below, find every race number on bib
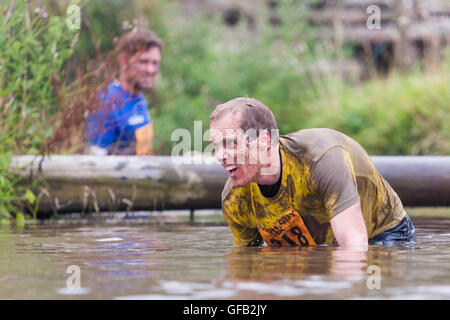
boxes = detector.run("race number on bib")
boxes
[257,208,316,247]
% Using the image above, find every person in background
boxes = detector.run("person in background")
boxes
[85,29,162,155]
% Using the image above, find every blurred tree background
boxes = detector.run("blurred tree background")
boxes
[56,0,448,156]
[0,0,449,219]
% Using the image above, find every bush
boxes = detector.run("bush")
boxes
[305,65,450,155]
[0,0,77,218]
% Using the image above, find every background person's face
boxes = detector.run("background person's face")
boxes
[125,46,161,91]
[210,115,261,187]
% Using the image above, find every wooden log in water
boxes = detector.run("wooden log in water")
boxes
[370,156,450,208]
[11,155,226,216]
[10,155,450,216]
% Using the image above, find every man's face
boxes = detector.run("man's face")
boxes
[124,46,161,91]
[210,115,262,187]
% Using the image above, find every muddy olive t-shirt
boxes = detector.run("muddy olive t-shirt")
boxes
[221,128,406,246]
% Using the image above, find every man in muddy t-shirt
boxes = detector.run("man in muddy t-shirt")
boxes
[209,97,416,248]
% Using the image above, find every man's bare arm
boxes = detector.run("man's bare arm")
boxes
[135,123,154,155]
[330,201,368,250]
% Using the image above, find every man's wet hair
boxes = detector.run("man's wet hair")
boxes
[210,97,279,144]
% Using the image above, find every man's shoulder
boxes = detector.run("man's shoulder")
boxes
[280,128,356,162]
[102,81,147,103]
[101,82,149,116]
[102,80,122,98]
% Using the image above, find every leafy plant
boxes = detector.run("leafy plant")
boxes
[0,0,77,219]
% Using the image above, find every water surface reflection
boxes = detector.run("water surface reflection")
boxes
[0,217,448,299]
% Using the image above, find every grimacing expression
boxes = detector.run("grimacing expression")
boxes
[125,46,161,91]
[210,116,264,187]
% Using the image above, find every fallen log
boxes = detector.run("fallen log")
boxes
[10,155,450,217]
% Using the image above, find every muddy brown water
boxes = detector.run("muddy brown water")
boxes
[0,216,449,299]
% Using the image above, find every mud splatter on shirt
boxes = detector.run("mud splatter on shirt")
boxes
[222,128,406,246]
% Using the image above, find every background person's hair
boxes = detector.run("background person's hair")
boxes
[210,97,279,144]
[118,29,163,57]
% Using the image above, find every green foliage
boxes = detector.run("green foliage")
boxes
[43,0,449,157]
[150,1,331,154]
[0,0,77,154]
[72,0,166,59]
[305,68,450,155]
[146,1,449,156]
[0,0,77,219]
[15,212,26,226]
[0,153,18,220]
[76,0,130,58]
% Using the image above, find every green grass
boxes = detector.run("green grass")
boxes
[176,211,226,224]
[406,207,450,218]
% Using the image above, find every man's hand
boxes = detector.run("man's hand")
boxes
[135,123,154,155]
[330,201,368,250]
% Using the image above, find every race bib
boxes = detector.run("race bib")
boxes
[257,208,316,247]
